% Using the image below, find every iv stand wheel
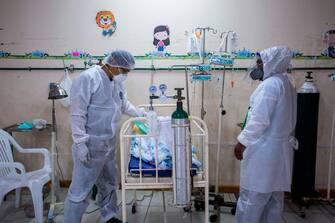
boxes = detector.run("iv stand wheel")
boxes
[47,216,54,223]
[210,214,218,222]
[231,207,236,215]
[194,200,205,211]
[183,206,192,213]
[131,203,137,214]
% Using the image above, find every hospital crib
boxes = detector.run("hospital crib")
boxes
[119,104,209,223]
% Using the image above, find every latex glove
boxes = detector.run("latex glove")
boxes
[234,142,246,160]
[75,143,91,163]
[137,108,147,117]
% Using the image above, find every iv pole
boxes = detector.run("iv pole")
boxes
[214,31,234,194]
[206,31,239,223]
[195,27,217,120]
[171,26,217,200]
[170,28,238,222]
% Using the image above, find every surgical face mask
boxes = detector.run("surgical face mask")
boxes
[113,73,127,82]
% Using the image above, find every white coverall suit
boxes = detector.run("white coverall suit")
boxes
[63,65,143,223]
[235,47,297,223]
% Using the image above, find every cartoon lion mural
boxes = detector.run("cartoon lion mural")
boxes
[95,11,117,36]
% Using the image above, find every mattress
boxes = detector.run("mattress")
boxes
[128,155,198,177]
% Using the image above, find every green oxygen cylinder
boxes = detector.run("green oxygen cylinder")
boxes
[171,88,191,207]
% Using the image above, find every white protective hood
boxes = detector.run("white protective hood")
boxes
[260,46,292,79]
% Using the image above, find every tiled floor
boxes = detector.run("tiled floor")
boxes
[1,189,335,223]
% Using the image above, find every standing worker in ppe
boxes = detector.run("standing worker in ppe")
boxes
[234,46,297,223]
[63,50,146,223]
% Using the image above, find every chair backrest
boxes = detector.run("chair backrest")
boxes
[0,129,16,177]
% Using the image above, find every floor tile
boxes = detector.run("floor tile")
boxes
[2,190,335,223]
[283,212,309,223]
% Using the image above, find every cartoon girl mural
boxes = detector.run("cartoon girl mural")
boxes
[322,30,335,58]
[153,25,170,55]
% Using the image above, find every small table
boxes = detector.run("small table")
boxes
[4,123,52,135]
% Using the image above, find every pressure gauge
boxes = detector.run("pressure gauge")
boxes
[159,84,167,94]
[149,85,157,94]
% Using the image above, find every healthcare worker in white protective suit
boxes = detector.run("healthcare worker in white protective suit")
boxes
[63,50,146,223]
[234,46,297,223]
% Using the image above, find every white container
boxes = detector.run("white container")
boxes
[32,119,47,129]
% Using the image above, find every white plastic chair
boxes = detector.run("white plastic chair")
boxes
[0,129,51,223]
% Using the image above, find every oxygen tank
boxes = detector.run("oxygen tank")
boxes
[292,71,320,198]
[172,88,191,207]
[298,71,318,93]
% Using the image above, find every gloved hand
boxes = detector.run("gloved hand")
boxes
[137,108,147,117]
[75,143,91,163]
[234,142,246,160]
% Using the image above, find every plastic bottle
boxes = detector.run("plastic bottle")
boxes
[147,110,159,137]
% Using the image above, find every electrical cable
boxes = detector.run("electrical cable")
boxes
[281,215,288,223]
[133,192,154,203]
[85,190,113,214]
[55,145,64,180]
[143,191,154,223]
[85,191,154,214]
[54,112,65,181]
[52,207,64,218]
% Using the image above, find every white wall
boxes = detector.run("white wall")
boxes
[1,0,335,189]
[1,0,334,54]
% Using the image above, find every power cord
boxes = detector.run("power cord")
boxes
[85,191,154,214]
[85,191,113,214]
[55,144,64,180]
[51,191,154,217]
[54,121,64,180]
[143,192,154,223]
